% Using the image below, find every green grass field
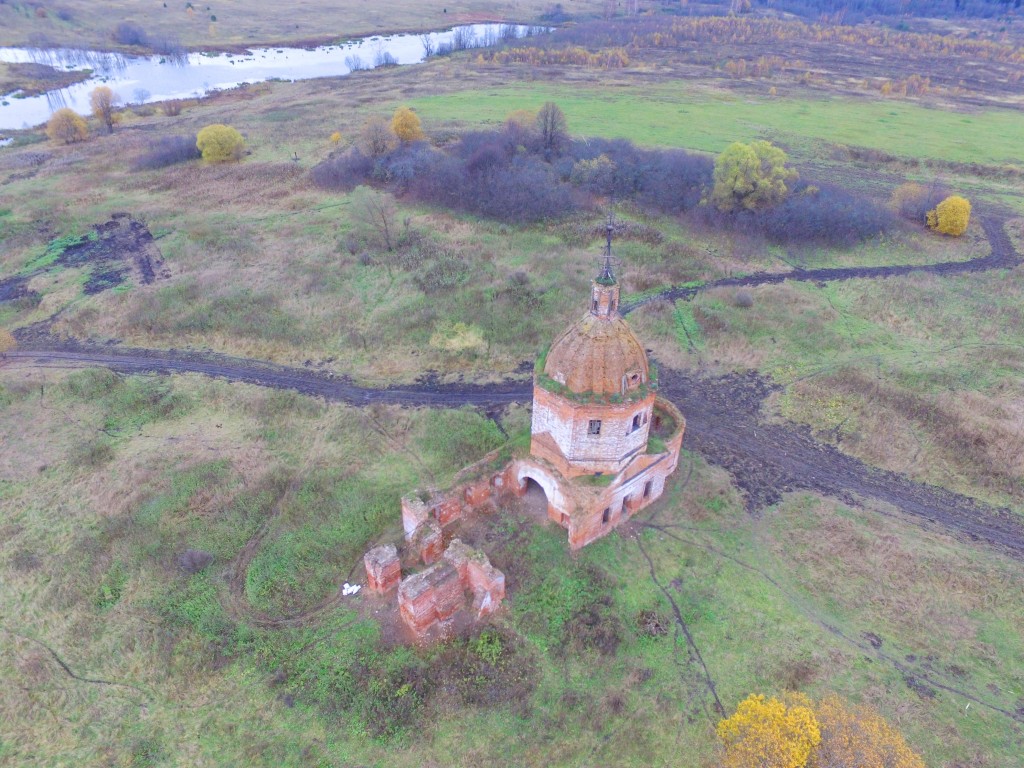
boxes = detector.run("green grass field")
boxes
[1,368,1022,767]
[409,82,1024,165]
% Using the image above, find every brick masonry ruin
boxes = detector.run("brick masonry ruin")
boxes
[364,246,684,639]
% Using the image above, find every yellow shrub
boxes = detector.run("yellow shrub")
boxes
[927,195,971,236]
[717,693,820,768]
[196,123,245,163]
[46,108,88,144]
[0,328,16,354]
[815,695,925,768]
[329,131,342,144]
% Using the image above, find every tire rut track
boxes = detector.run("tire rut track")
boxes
[638,521,1024,725]
[634,533,726,723]
[621,214,1018,314]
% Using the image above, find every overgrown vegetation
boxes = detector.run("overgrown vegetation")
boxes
[314,110,891,247]
[2,7,1024,765]
[132,135,201,170]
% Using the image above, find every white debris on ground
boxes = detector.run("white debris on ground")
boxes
[342,582,362,596]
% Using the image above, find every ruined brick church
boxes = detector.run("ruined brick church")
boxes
[365,238,685,639]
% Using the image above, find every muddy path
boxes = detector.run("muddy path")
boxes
[6,345,1024,560]
[2,346,530,408]
[4,216,1024,560]
[659,371,1024,558]
[621,215,1018,313]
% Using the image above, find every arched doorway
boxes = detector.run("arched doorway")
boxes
[519,477,550,523]
[517,468,570,532]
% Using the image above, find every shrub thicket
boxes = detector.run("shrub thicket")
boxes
[697,183,894,247]
[311,148,375,191]
[133,135,201,170]
[112,21,183,56]
[890,181,948,224]
[312,123,711,224]
[312,117,888,244]
[113,21,148,46]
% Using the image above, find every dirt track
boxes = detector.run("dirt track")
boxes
[622,215,1018,312]
[7,345,1024,559]
[4,215,1024,558]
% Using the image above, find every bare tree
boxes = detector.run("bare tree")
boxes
[420,34,435,58]
[351,186,399,253]
[536,101,568,158]
[359,115,397,158]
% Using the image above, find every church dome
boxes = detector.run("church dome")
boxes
[543,311,650,396]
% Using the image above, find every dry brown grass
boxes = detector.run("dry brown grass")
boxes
[0,0,606,50]
[778,367,1024,505]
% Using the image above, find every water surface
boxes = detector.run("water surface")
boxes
[0,24,537,130]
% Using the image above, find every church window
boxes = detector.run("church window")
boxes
[602,507,610,524]
[588,419,602,435]
[631,413,641,432]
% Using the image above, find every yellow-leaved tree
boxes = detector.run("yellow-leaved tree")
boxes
[46,108,88,144]
[196,124,245,162]
[717,693,821,768]
[711,140,797,212]
[814,695,926,768]
[0,328,16,357]
[89,85,118,134]
[927,195,971,236]
[391,106,424,143]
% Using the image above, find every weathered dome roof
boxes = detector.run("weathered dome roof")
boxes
[543,311,650,396]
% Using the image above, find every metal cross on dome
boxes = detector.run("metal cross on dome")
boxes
[596,211,621,282]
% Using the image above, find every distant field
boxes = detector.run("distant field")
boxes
[0,0,602,50]
[409,82,1024,166]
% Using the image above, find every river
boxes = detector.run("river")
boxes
[0,23,541,131]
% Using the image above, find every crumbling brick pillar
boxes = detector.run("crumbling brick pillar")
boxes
[442,539,506,619]
[401,495,429,541]
[462,478,492,507]
[413,520,444,565]
[398,562,463,636]
[364,544,401,593]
